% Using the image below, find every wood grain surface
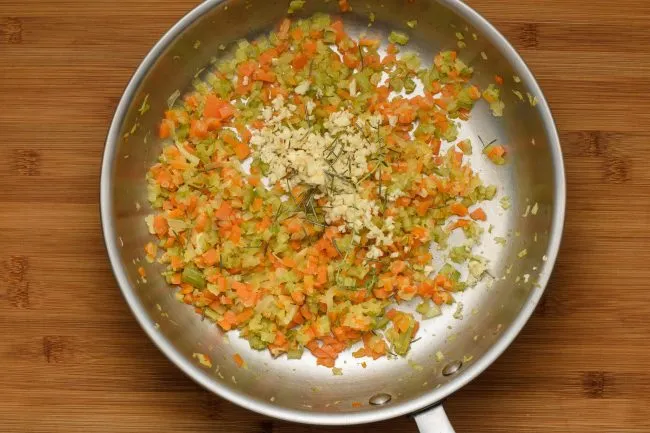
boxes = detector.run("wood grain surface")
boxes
[1,0,650,431]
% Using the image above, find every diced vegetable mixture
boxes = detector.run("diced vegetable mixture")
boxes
[144,14,502,368]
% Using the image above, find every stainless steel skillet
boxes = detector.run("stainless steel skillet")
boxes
[100,0,565,431]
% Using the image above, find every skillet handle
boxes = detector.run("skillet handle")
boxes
[413,405,455,433]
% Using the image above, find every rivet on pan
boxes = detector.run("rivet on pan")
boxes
[369,393,392,406]
[442,360,463,376]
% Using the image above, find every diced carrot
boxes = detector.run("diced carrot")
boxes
[343,52,359,68]
[448,219,470,231]
[292,53,309,70]
[396,197,411,207]
[250,197,263,212]
[257,216,271,231]
[487,145,505,159]
[259,48,278,65]
[203,94,222,118]
[202,248,220,266]
[411,226,427,240]
[282,256,297,268]
[170,255,183,271]
[189,119,208,139]
[317,357,335,368]
[214,202,233,220]
[235,123,252,143]
[247,174,261,187]
[217,310,236,331]
[219,103,235,120]
[330,20,345,42]
[233,141,251,160]
[153,215,168,237]
[164,110,177,122]
[316,264,328,285]
[291,290,305,305]
[230,225,241,243]
[185,94,198,108]
[303,40,317,56]
[291,27,304,41]
[253,70,277,83]
[416,199,432,217]
[144,242,157,258]
[495,75,504,85]
[236,309,254,323]
[381,54,396,66]
[390,261,407,275]
[338,0,351,12]
[468,85,481,100]
[359,38,380,48]
[194,213,209,232]
[450,203,468,217]
[470,207,487,221]
[285,218,302,234]
[237,60,257,77]
[159,120,171,139]
[205,118,221,131]
[168,208,184,219]
[251,119,265,130]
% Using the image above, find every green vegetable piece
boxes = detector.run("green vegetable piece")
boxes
[389,31,410,45]
[182,267,206,289]
[416,300,442,320]
[450,245,470,263]
[288,0,306,14]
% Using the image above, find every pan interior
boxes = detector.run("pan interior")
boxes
[105,0,561,421]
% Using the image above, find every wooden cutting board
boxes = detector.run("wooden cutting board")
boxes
[1,0,649,431]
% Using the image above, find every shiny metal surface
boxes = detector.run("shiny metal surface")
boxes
[442,360,463,377]
[369,393,393,406]
[100,0,565,427]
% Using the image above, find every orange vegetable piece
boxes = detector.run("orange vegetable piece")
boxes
[330,20,345,42]
[194,213,209,232]
[290,28,304,41]
[416,199,433,217]
[294,54,309,71]
[189,119,208,139]
[390,261,407,275]
[203,94,222,118]
[202,248,220,266]
[219,103,235,120]
[448,219,470,231]
[450,203,468,217]
[303,40,317,56]
[470,207,487,221]
[153,215,168,237]
[253,70,277,83]
[468,85,481,100]
[251,197,263,212]
[159,120,171,139]
[233,141,251,160]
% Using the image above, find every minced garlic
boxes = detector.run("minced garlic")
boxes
[250,96,393,244]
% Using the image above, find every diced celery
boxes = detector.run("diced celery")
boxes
[182,267,206,289]
[389,31,410,45]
